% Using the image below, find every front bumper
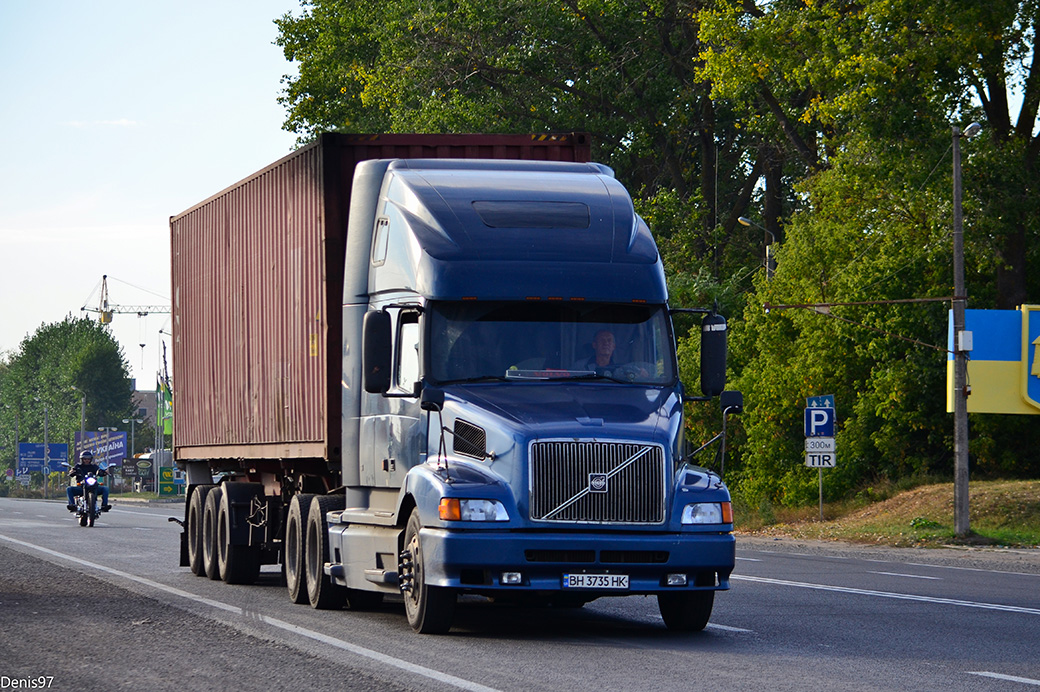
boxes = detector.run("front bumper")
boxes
[419,528,734,594]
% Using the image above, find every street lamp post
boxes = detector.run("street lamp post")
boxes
[4,404,19,478]
[70,386,86,442]
[121,417,144,460]
[952,122,981,538]
[33,397,50,498]
[738,216,777,279]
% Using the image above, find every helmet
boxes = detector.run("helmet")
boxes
[79,450,94,461]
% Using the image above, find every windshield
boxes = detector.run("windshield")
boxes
[428,301,676,385]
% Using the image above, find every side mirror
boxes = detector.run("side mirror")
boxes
[363,310,392,394]
[720,390,743,415]
[700,313,727,397]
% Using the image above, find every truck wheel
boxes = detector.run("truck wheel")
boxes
[218,490,261,585]
[303,493,345,607]
[399,509,455,634]
[202,486,224,580]
[306,495,346,610]
[187,485,214,576]
[285,494,315,604]
[658,590,714,632]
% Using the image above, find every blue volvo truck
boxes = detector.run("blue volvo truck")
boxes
[171,133,739,634]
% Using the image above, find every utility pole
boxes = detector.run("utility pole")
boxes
[952,122,981,538]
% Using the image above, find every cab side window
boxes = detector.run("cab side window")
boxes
[396,311,421,390]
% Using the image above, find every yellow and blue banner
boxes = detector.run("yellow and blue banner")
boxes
[947,305,1040,415]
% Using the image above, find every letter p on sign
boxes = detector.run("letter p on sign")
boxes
[804,407,835,437]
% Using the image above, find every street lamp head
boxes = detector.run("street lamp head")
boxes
[738,216,753,227]
[962,122,982,139]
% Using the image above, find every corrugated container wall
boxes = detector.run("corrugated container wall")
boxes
[170,133,591,463]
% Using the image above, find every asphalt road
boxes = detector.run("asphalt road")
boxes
[1,496,1038,692]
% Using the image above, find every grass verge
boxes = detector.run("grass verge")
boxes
[735,479,1040,548]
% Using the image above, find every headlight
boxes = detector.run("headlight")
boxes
[85,477,97,486]
[439,498,510,522]
[681,502,733,525]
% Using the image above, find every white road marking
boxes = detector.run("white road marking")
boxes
[0,533,501,692]
[732,574,1040,615]
[868,571,942,580]
[735,557,762,562]
[707,623,753,633]
[906,562,1040,579]
[967,671,1040,686]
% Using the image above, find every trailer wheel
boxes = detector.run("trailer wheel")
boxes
[202,485,224,580]
[218,489,261,585]
[187,485,214,576]
[657,590,714,632]
[400,509,455,634]
[306,495,346,610]
[285,494,315,605]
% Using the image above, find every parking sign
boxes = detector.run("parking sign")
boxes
[804,407,835,437]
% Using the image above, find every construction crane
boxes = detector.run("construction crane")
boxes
[81,275,171,324]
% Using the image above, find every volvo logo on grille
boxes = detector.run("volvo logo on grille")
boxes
[588,473,608,493]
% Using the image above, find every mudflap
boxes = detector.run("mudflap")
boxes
[179,529,189,567]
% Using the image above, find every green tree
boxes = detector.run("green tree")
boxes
[0,315,134,471]
[698,1,1040,504]
[275,0,788,282]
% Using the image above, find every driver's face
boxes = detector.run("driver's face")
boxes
[592,331,615,357]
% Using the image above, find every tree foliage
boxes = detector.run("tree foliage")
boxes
[0,316,134,469]
[275,0,1040,506]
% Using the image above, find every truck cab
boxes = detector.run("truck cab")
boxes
[330,159,735,632]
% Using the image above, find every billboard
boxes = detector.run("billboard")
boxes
[73,431,128,467]
[947,306,1040,415]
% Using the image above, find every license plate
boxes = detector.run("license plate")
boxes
[562,573,629,590]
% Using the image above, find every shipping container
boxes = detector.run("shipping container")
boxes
[170,133,592,464]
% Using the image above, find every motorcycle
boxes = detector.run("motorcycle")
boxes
[65,462,108,527]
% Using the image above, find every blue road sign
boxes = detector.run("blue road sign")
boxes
[806,395,835,409]
[18,443,69,475]
[804,407,835,437]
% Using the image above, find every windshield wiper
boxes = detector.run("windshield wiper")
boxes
[439,375,511,384]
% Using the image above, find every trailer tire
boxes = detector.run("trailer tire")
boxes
[657,590,714,632]
[218,490,261,585]
[285,494,315,605]
[202,485,224,580]
[400,509,455,634]
[187,485,214,576]
[306,495,346,610]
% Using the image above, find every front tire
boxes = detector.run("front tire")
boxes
[305,495,346,610]
[399,509,455,634]
[658,590,714,632]
[85,488,96,528]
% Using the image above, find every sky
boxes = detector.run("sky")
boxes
[0,1,302,389]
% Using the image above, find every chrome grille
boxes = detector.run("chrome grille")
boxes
[529,440,665,524]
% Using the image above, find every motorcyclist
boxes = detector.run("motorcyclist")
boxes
[66,450,112,513]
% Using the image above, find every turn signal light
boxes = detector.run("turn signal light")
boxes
[439,498,461,521]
